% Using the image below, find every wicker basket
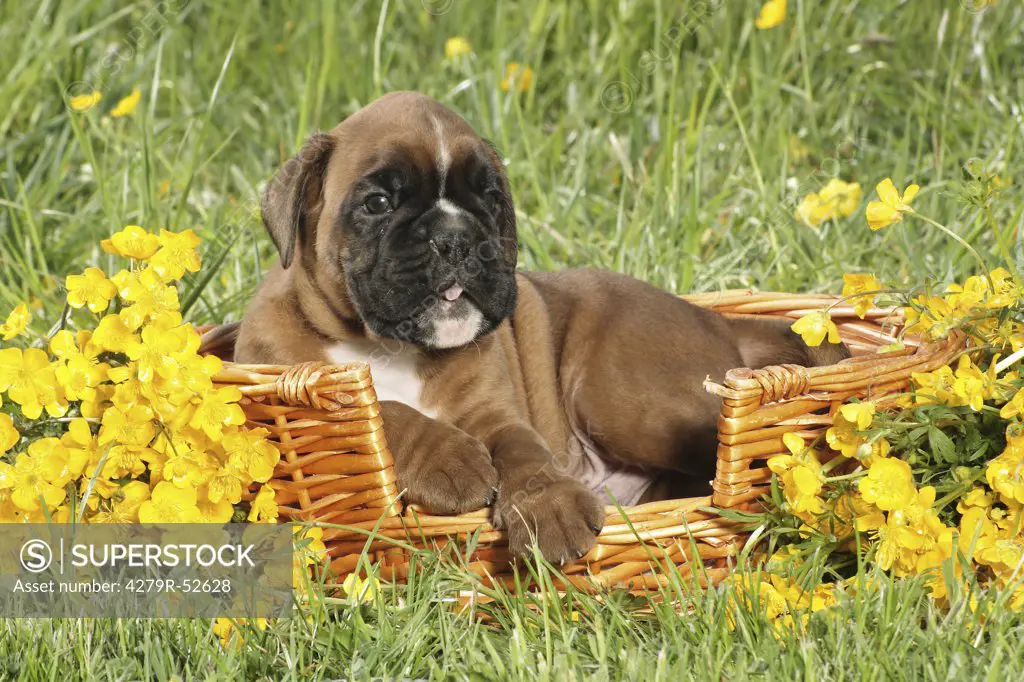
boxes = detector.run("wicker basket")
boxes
[198,290,965,593]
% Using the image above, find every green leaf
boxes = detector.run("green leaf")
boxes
[927,427,957,464]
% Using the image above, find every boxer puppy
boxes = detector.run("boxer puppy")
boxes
[234,91,849,563]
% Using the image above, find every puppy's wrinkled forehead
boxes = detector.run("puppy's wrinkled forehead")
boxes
[324,92,489,200]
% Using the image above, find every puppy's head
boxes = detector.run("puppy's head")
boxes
[262,91,517,349]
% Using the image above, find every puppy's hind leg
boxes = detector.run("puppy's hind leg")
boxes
[726,316,851,369]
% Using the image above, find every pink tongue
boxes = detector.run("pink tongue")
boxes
[443,284,464,302]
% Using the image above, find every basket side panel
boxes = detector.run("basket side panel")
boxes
[695,292,952,510]
[209,357,403,529]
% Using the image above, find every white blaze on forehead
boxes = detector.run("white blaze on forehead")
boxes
[430,114,451,198]
[436,198,463,216]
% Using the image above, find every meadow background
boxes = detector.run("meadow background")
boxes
[2,0,1024,679]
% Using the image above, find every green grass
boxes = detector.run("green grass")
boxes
[2,0,1024,679]
[0,558,1022,680]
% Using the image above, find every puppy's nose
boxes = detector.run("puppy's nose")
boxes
[429,229,471,262]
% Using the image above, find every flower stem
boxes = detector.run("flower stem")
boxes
[995,346,1024,375]
[821,455,848,474]
[823,288,900,316]
[825,470,865,483]
[985,204,1019,280]
[911,211,993,287]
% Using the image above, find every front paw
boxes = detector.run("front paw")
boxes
[396,431,498,515]
[494,479,605,564]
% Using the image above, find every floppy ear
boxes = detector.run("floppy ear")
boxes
[483,139,518,268]
[261,132,334,269]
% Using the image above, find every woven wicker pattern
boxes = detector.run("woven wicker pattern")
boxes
[691,292,964,511]
[199,290,966,591]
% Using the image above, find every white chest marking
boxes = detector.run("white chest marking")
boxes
[326,341,437,418]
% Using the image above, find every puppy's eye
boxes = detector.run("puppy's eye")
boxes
[364,194,392,215]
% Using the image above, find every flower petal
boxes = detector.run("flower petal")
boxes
[875,178,899,206]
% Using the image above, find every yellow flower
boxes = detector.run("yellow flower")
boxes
[9,451,67,512]
[987,448,1024,505]
[767,433,825,515]
[248,484,279,523]
[65,267,118,313]
[124,317,192,382]
[907,355,996,410]
[61,417,103,469]
[957,486,994,514]
[838,402,875,430]
[794,193,831,228]
[826,403,887,462]
[849,494,885,532]
[950,355,992,411]
[0,302,31,340]
[984,267,1021,308]
[295,526,327,571]
[212,617,237,648]
[188,386,246,442]
[796,179,862,227]
[790,310,841,347]
[101,445,151,479]
[27,437,87,488]
[197,488,235,523]
[116,481,151,513]
[138,481,202,523]
[162,448,205,489]
[907,365,958,407]
[975,535,1024,573]
[842,273,881,319]
[858,457,916,512]
[818,179,862,218]
[781,432,805,456]
[90,498,140,524]
[212,617,268,649]
[874,487,949,575]
[1000,387,1024,419]
[729,574,791,623]
[149,229,202,281]
[77,469,120,512]
[0,469,18,518]
[101,225,160,260]
[958,505,996,554]
[92,314,139,352]
[110,89,141,118]
[0,414,19,454]
[755,0,787,29]
[50,330,108,402]
[500,63,534,93]
[206,464,247,505]
[117,267,181,330]
[224,428,280,483]
[69,91,102,112]
[444,37,472,59]
[903,294,956,340]
[0,347,66,419]
[866,178,919,230]
[342,573,381,603]
[98,404,156,449]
